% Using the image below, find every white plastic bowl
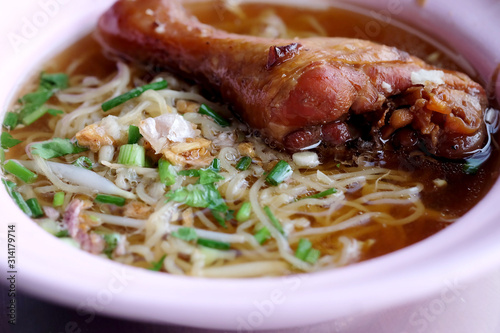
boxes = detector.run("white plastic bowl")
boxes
[1,0,500,331]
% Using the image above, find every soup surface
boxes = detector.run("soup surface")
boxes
[1,1,498,277]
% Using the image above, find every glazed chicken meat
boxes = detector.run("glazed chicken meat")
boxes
[97,0,487,159]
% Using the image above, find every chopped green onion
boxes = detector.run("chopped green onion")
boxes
[210,158,221,172]
[3,112,19,130]
[158,158,176,186]
[179,167,224,184]
[53,192,65,207]
[295,238,320,264]
[95,194,126,207]
[236,156,252,171]
[199,169,224,184]
[198,104,230,127]
[172,227,198,241]
[300,188,337,200]
[178,169,200,177]
[211,209,228,228]
[295,238,312,261]
[1,132,22,149]
[47,109,64,116]
[102,233,120,258]
[6,72,68,130]
[304,248,320,264]
[21,105,48,126]
[0,148,5,164]
[254,227,271,245]
[20,90,52,106]
[165,183,228,212]
[197,238,231,250]
[266,160,293,186]
[3,160,38,183]
[463,158,482,175]
[128,125,142,144]
[26,198,44,218]
[30,138,87,159]
[40,72,69,90]
[72,156,93,170]
[55,230,69,238]
[263,206,284,235]
[16,73,68,127]
[149,254,167,271]
[236,202,252,223]
[117,144,145,167]
[102,80,168,112]
[2,179,31,216]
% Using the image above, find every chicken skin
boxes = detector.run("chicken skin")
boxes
[97,0,487,159]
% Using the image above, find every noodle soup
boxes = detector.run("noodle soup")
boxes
[1,2,498,278]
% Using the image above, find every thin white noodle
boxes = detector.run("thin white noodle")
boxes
[194,210,218,230]
[86,212,145,229]
[170,225,248,243]
[57,62,130,104]
[201,261,289,278]
[140,90,171,116]
[102,161,159,177]
[290,213,378,239]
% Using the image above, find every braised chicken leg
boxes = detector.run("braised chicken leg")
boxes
[97,0,487,159]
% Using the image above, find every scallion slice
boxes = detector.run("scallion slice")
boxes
[171,227,198,241]
[3,160,38,183]
[149,254,167,271]
[53,191,65,207]
[265,160,293,186]
[21,105,48,126]
[55,230,69,238]
[254,227,271,245]
[72,156,93,170]
[102,233,120,258]
[198,104,230,127]
[263,206,284,235]
[1,132,22,149]
[300,188,337,200]
[236,202,251,223]
[3,112,19,130]
[236,156,252,171]
[2,179,31,216]
[95,194,126,207]
[210,209,230,228]
[117,144,145,167]
[295,238,312,261]
[102,80,168,112]
[295,238,321,264]
[210,158,221,172]
[304,248,320,264]
[40,72,69,90]
[26,198,44,218]
[47,109,64,116]
[158,158,176,186]
[197,238,231,250]
[128,125,142,144]
[30,138,87,159]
